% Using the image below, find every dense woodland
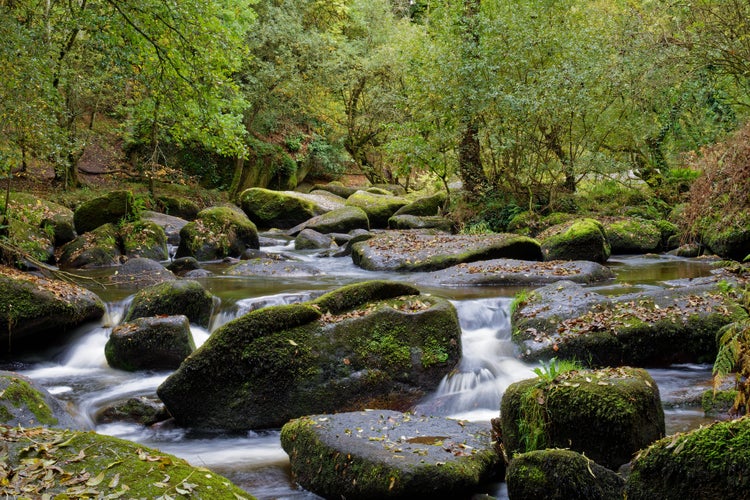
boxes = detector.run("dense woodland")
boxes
[1,0,749,236]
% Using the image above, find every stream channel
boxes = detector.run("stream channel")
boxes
[9,240,723,499]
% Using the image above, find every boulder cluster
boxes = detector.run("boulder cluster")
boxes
[0,182,748,498]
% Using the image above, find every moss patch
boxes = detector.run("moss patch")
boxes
[0,426,254,499]
[1,377,56,426]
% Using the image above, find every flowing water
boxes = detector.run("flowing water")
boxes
[9,248,721,499]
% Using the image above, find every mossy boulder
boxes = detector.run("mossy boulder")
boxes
[120,220,169,261]
[57,223,122,269]
[506,449,625,500]
[156,195,200,220]
[105,315,195,371]
[157,281,461,430]
[701,210,750,261]
[416,259,614,288]
[281,410,500,500]
[73,190,135,234]
[225,257,323,278]
[7,218,55,263]
[123,280,215,328]
[0,266,105,356]
[295,228,335,250]
[286,205,370,236]
[393,192,446,217]
[512,279,741,366]
[0,426,254,499]
[500,367,664,469]
[7,192,75,244]
[345,190,409,228]
[351,231,542,272]
[239,188,342,229]
[312,182,360,199]
[388,214,454,232]
[602,217,662,254]
[175,206,259,261]
[625,417,750,499]
[539,218,610,263]
[0,372,84,429]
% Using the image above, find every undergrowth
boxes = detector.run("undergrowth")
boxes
[712,283,750,415]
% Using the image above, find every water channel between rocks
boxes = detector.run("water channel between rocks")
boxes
[14,244,721,500]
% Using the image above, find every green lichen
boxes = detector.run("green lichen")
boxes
[1,377,57,425]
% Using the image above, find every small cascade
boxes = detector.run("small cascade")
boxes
[416,297,534,421]
[210,291,317,331]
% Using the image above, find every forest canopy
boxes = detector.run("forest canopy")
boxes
[1,0,748,207]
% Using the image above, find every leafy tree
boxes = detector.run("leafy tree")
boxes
[0,0,254,189]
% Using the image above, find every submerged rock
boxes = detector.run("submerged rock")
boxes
[512,279,741,366]
[157,281,461,429]
[225,257,323,277]
[105,315,195,371]
[626,417,750,499]
[500,366,664,470]
[0,266,105,356]
[506,449,625,500]
[281,410,500,500]
[0,371,85,429]
[95,396,168,426]
[0,426,254,499]
[351,231,542,272]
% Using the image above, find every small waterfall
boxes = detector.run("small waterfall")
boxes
[416,297,535,421]
[210,291,317,331]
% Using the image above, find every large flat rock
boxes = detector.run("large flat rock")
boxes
[281,410,500,499]
[351,231,542,272]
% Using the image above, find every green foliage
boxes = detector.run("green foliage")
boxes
[518,357,582,452]
[712,285,750,415]
[533,358,582,384]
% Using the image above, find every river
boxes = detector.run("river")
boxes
[10,243,721,499]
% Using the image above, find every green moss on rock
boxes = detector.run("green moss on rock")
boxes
[120,219,169,260]
[281,411,500,500]
[157,282,461,430]
[346,190,409,228]
[123,280,215,328]
[626,417,750,499]
[73,190,135,234]
[0,426,254,499]
[507,449,625,500]
[239,188,327,229]
[603,217,662,254]
[539,218,610,263]
[501,367,664,469]
[175,206,259,261]
[0,267,105,355]
[58,223,122,269]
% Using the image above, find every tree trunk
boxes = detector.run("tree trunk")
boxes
[458,120,487,197]
[457,0,489,199]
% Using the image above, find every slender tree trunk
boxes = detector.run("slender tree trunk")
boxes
[457,0,489,199]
